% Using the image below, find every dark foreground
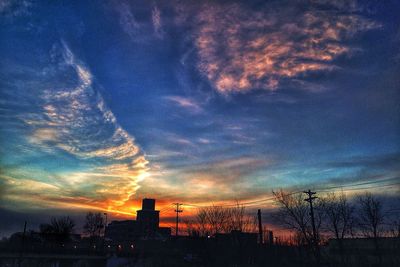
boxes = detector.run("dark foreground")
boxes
[1,235,399,267]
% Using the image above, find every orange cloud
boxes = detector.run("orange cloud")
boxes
[184,2,380,93]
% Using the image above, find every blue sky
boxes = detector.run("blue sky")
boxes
[0,0,399,234]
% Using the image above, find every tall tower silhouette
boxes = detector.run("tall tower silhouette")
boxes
[137,198,159,236]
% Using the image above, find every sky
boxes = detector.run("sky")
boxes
[0,0,399,235]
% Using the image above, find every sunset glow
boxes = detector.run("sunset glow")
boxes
[0,0,399,236]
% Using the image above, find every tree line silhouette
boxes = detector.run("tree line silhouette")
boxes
[1,190,399,267]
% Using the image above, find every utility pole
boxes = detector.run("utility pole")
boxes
[304,190,320,264]
[174,203,183,237]
[304,190,318,243]
[257,209,263,244]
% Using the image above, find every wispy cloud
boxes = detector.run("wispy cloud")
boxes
[164,95,203,113]
[177,1,380,93]
[152,4,163,38]
[197,138,211,144]
[187,156,270,181]
[1,41,149,214]
[36,43,142,161]
[113,1,165,42]
[115,2,141,41]
[165,132,196,147]
[0,0,32,18]
[137,156,274,204]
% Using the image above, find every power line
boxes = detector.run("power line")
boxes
[177,180,400,209]
[159,205,176,213]
[318,182,400,193]
[180,190,302,208]
[315,178,400,192]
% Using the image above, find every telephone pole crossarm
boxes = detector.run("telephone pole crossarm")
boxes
[303,190,320,264]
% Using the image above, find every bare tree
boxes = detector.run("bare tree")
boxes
[357,192,385,238]
[241,214,258,233]
[321,191,355,264]
[357,192,386,264]
[227,203,246,232]
[196,208,210,236]
[272,190,314,246]
[83,212,104,238]
[205,205,230,234]
[322,191,354,240]
[40,216,75,244]
[227,203,258,233]
[388,220,400,237]
[188,204,257,237]
[183,219,198,237]
[273,190,326,264]
[384,205,400,237]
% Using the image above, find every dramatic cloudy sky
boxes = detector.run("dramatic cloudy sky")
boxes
[0,0,399,234]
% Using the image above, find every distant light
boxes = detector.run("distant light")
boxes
[207,235,210,239]
[130,244,134,249]
[93,245,96,248]
[74,245,77,249]
[108,245,111,248]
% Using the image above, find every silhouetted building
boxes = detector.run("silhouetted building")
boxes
[105,198,171,243]
[141,198,155,210]
[137,198,160,235]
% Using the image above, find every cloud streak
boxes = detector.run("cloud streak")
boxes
[152,4,163,38]
[164,96,203,114]
[138,156,273,205]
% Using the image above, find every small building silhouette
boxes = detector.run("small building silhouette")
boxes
[105,198,171,243]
